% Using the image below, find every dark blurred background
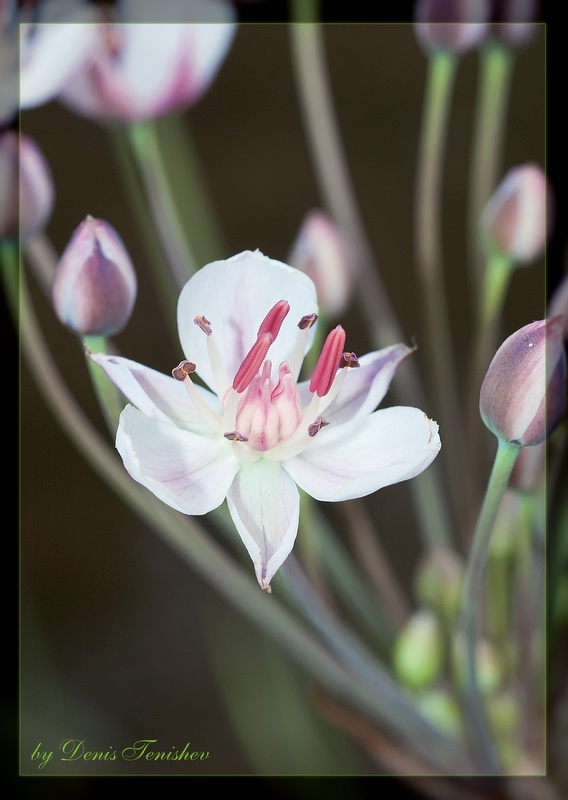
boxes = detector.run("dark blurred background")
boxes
[16,1,554,796]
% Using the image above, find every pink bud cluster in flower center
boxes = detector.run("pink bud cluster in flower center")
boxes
[172,300,359,462]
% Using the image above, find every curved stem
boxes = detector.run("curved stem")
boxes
[459,437,520,773]
[468,40,514,303]
[126,120,198,286]
[414,48,473,537]
[465,251,514,501]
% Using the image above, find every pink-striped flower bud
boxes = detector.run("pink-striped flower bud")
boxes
[52,215,137,336]
[480,163,551,264]
[480,318,566,447]
[0,130,54,240]
[414,0,491,54]
[288,210,354,317]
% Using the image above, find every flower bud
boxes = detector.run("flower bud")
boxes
[548,273,568,342]
[488,0,539,47]
[414,0,491,54]
[0,131,54,240]
[480,318,566,447]
[480,164,551,264]
[57,17,237,123]
[52,216,137,336]
[288,210,354,317]
[452,635,503,694]
[393,609,444,691]
[414,545,464,620]
[415,689,462,736]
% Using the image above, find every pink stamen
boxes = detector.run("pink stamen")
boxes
[309,325,346,397]
[257,300,290,339]
[233,333,273,393]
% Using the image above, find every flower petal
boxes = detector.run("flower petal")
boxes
[177,251,318,393]
[297,344,413,424]
[284,406,441,502]
[117,404,239,514]
[91,352,219,432]
[226,460,300,591]
[20,22,98,109]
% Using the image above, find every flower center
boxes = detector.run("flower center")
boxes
[172,300,359,462]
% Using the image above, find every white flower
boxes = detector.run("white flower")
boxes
[92,251,441,591]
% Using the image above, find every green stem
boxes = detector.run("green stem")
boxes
[288,21,452,550]
[106,125,179,341]
[282,554,474,773]
[83,335,124,434]
[155,115,226,267]
[459,437,520,772]
[415,48,473,538]
[126,120,198,286]
[468,40,514,304]
[465,251,514,500]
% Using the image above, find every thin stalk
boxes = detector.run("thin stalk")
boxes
[155,115,226,267]
[288,21,452,549]
[126,120,198,285]
[341,500,412,631]
[14,256,452,748]
[414,48,472,536]
[459,437,520,773]
[282,554,474,773]
[106,125,179,341]
[466,251,515,498]
[83,335,124,433]
[468,40,514,303]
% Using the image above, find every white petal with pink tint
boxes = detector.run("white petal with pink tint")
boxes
[116,405,239,514]
[227,460,300,592]
[284,406,441,502]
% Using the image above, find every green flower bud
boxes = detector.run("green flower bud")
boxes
[415,689,462,736]
[414,545,465,620]
[452,635,503,694]
[393,609,444,691]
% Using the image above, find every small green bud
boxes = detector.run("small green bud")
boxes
[452,635,503,694]
[414,545,464,620]
[415,689,462,737]
[393,609,444,691]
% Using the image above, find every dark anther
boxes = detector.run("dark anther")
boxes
[172,360,196,381]
[340,351,360,369]
[308,417,329,437]
[298,313,318,330]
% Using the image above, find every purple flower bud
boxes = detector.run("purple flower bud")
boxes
[548,274,568,342]
[52,216,137,336]
[0,131,54,240]
[480,318,566,447]
[288,210,354,317]
[488,0,540,47]
[414,0,491,54]
[480,163,551,264]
